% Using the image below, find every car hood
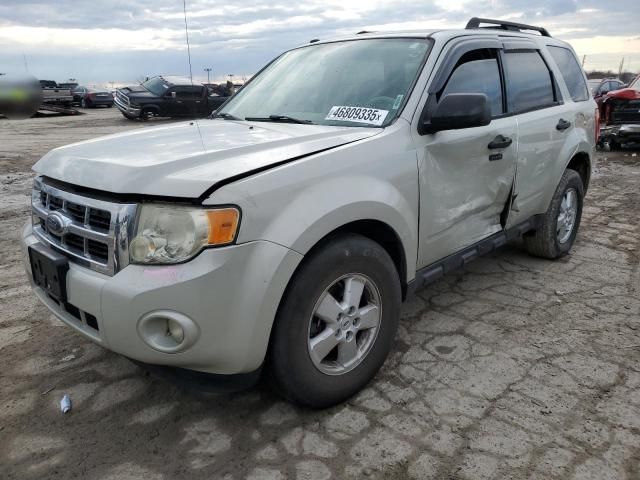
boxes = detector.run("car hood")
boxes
[118,85,156,99]
[33,119,380,198]
[604,87,640,101]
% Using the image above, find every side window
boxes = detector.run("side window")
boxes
[440,49,504,116]
[175,87,202,99]
[547,46,589,102]
[503,51,556,113]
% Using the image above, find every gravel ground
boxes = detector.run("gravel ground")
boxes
[1,108,639,480]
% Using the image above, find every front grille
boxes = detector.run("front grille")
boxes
[32,178,137,276]
[116,90,130,106]
[64,303,100,331]
[610,100,640,124]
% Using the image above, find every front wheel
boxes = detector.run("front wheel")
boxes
[268,234,401,408]
[524,169,584,259]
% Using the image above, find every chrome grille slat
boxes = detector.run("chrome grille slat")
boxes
[32,178,137,276]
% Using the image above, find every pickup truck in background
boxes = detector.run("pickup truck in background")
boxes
[39,80,73,107]
[599,75,640,149]
[115,75,229,120]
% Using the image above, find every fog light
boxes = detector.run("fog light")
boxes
[137,310,199,353]
[167,318,184,344]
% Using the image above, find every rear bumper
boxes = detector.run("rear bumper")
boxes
[89,98,114,105]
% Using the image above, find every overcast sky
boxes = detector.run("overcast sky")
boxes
[1,0,639,87]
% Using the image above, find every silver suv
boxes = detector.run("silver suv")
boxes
[21,18,597,407]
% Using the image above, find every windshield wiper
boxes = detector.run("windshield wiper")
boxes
[245,114,314,124]
[211,112,243,120]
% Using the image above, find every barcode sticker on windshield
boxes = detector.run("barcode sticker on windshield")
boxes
[325,106,389,126]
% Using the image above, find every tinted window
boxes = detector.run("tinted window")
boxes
[547,46,588,102]
[174,87,202,99]
[504,51,555,112]
[441,50,503,116]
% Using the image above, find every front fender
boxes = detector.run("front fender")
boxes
[205,122,420,283]
[261,175,418,282]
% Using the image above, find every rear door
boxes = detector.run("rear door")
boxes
[504,43,580,226]
[173,86,204,116]
[413,39,518,267]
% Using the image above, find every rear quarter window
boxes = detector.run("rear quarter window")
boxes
[504,51,556,113]
[547,46,589,102]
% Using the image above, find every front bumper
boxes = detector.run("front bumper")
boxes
[600,123,640,142]
[21,222,302,375]
[114,96,140,116]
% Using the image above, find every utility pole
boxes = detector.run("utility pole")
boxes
[581,54,586,68]
[204,67,212,84]
[23,54,29,72]
[618,57,625,77]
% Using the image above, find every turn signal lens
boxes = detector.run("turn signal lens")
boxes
[207,208,240,245]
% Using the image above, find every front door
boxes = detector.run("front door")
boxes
[413,44,517,267]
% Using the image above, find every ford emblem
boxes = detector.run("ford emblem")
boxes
[46,212,69,236]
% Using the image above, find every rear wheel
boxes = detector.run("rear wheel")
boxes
[524,169,584,259]
[268,234,401,408]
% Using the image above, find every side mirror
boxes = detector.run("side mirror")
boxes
[170,91,177,98]
[421,93,491,134]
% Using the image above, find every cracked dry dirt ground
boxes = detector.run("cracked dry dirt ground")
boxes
[1,109,639,480]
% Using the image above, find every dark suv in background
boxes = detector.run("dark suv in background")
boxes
[115,76,229,120]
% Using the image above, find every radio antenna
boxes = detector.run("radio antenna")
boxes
[183,0,194,85]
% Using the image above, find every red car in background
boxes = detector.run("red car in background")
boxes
[598,75,640,149]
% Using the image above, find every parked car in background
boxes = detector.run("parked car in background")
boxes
[599,74,640,148]
[115,76,229,120]
[39,80,73,107]
[71,86,114,108]
[588,78,625,98]
[58,82,79,92]
[22,18,595,408]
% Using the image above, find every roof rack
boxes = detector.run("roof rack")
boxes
[465,17,551,37]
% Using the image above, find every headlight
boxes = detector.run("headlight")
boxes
[129,204,240,264]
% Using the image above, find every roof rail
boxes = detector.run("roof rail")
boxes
[465,17,551,37]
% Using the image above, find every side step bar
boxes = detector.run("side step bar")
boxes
[408,216,541,294]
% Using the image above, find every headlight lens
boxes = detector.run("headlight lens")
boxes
[129,204,240,264]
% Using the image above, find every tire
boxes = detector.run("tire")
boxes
[268,234,401,408]
[141,108,155,120]
[524,169,584,259]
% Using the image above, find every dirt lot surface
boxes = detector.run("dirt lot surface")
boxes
[1,108,639,479]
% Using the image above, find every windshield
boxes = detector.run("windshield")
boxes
[629,76,639,91]
[142,77,170,96]
[219,38,431,127]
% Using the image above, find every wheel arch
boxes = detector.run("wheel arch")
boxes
[566,151,591,192]
[141,104,160,113]
[305,219,409,300]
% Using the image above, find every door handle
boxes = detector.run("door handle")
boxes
[488,135,513,149]
[556,119,572,131]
